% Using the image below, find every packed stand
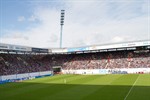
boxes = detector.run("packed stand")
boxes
[0,54,52,75]
[0,50,150,75]
[62,51,150,70]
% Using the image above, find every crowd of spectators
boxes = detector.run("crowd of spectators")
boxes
[0,50,150,75]
[62,51,150,70]
[0,54,52,75]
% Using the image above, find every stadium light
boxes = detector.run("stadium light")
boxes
[60,10,65,48]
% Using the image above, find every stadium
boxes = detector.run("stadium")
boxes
[0,40,150,100]
[1,0,150,100]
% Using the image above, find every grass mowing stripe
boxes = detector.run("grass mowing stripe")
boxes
[44,75,84,84]
[67,75,105,84]
[24,74,74,83]
[1,83,75,100]
[82,75,123,100]
[68,75,105,84]
[61,75,94,84]
[84,74,122,85]
[124,74,139,100]
[135,74,150,86]
[43,84,101,100]
[111,74,138,85]
[126,74,150,100]
[0,82,55,97]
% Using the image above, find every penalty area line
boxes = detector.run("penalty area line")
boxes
[124,75,140,100]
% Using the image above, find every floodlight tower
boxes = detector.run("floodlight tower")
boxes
[60,10,65,48]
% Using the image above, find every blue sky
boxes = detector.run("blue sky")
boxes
[0,0,150,48]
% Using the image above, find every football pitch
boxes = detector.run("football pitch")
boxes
[0,74,150,100]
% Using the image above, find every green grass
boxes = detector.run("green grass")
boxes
[0,74,150,100]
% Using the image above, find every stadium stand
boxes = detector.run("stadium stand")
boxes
[62,51,150,70]
[0,54,52,75]
[0,50,150,75]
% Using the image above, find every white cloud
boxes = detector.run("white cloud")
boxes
[18,16,25,22]
[1,0,149,48]
[28,15,37,22]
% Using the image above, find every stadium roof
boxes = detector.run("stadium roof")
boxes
[0,40,150,54]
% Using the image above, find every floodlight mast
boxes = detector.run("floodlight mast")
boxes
[60,10,65,48]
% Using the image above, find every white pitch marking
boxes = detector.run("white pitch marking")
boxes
[124,75,140,100]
